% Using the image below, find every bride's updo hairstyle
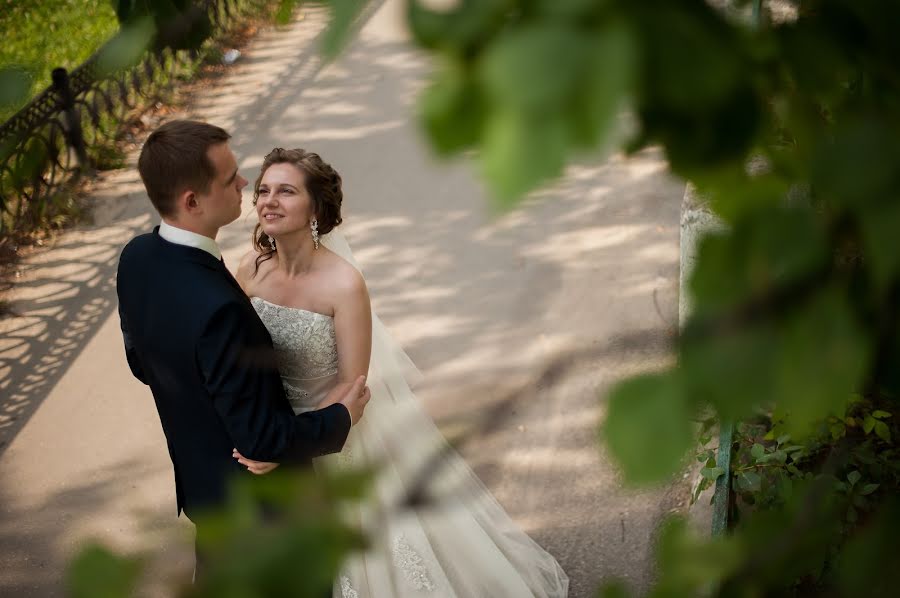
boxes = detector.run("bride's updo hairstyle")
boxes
[251,148,343,272]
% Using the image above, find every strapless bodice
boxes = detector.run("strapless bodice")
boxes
[250,297,339,413]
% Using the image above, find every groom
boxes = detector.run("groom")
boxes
[116,119,369,578]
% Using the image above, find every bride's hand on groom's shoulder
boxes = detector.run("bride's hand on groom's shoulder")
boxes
[232,449,280,475]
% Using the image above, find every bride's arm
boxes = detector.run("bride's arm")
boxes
[317,266,372,408]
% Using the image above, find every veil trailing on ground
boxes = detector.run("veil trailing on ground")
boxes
[318,230,568,598]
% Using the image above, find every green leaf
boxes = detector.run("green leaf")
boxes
[689,206,828,316]
[701,466,725,480]
[680,321,778,421]
[95,17,155,75]
[565,20,636,150]
[874,420,892,443]
[419,59,486,155]
[602,371,694,485]
[655,516,743,589]
[481,109,567,203]
[776,289,871,438]
[776,434,791,445]
[847,470,861,486]
[407,0,510,51]
[321,0,368,60]
[480,23,590,113]
[750,443,766,460]
[863,415,877,434]
[859,483,880,496]
[872,410,892,419]
[813,117,900,209]
[66,544,141,598]
[640,2,743,110]
[692,476,713,505]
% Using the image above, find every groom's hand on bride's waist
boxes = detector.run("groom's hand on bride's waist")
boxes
[232,449,280,475]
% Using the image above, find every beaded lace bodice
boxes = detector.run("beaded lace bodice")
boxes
[250,297,338,413]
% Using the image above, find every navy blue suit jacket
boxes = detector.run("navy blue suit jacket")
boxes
[116,227,350,518]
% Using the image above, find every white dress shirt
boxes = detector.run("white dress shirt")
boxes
[158,220,222,261]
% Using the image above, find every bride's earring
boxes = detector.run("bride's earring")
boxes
[310,218,319,250]
[268,235,276,250]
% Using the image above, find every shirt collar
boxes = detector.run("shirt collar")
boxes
[158,220,222,261]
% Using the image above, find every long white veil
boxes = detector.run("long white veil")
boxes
[317,230,568,598]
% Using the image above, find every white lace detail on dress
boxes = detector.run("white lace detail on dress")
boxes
[392,534,436,592]
[340,575,358,598]
[250,298,338,378]
[281,380,312,411]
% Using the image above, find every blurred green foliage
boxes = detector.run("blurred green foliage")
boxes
[68,468,372,598]
[0,0,119,121]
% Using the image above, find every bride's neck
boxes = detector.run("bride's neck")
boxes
[272,232,316,276]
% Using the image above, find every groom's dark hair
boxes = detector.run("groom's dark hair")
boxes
[138,120,231,217]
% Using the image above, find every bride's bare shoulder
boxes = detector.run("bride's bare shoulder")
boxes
[323,249,367,298]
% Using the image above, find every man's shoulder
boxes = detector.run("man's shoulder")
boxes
[120,230,158,262]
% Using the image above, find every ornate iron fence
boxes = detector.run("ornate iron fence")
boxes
[0,0,254,237]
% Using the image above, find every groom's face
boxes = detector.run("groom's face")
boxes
[197,142,248,229]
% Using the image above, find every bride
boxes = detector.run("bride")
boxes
[234,147,568,598]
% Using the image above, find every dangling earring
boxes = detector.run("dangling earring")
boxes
[268,235,276,250]
[310,218,319,250]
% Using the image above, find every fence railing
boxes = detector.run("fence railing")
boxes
[0,0,254,238]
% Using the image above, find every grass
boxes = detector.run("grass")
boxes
[0,0,119,122]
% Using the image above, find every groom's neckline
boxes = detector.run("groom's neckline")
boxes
[152,226,222,269]
[249,296,333,320]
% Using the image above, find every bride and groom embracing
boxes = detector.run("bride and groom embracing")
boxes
[116,119,568,597]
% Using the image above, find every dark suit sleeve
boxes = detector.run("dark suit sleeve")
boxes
[196,302,351,463]
[119,304,148,385]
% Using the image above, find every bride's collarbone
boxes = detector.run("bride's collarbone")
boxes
[250,252,353,313]
[251,278,339,317]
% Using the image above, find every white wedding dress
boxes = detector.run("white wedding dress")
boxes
[250,232,568,598]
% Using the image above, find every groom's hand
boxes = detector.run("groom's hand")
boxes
[232,449,280,475]
[340,375,370,426]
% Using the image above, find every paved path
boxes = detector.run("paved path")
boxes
[0,3,686,596]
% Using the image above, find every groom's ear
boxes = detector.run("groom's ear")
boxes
[178,190,200,216]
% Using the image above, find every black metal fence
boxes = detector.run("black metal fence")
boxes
[0,0,255,238]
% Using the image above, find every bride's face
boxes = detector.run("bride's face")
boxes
[256,162,315,237]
